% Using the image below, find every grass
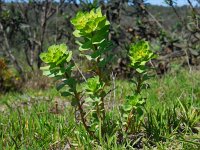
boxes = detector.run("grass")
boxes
[0,68,200,149]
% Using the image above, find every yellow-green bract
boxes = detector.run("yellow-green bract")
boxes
[71,7,110,37]
[129,40,155,67]
[84,76,105,95]
[40,44,72,65]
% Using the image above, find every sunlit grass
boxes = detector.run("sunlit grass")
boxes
[0,69,200,149]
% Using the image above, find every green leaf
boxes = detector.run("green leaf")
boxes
[123,104,132,112]
[56,82,67,91]
[79,40,92,51]
[54,75,63,80]
[40,65,50,71]
[40,65,58,77]
[64,78,76,88]
[92,25,109,44]
[136,66,146,74]
[91,41,112,58]
[97,17,108,29]
[56,56,67,65]
[73,30,81,37]
[40,53,49,63]
[61,92,72,97]
[125,95,145,108]
[96,7,103,17]
[65,63,74,75]
[140,60,147,66]
[42,70,52,76]
[66,51,72,62]
[137,99,145,105]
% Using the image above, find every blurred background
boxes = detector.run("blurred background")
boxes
[1,0,200,93]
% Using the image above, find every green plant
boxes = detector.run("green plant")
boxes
[39,7,157,145]
[143,105,181,142]
[178,99,200,133]
[40,7,114,141]
[71,7,115,139]
[122,40,156,133]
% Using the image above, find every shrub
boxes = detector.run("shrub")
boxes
[0,58,21,93]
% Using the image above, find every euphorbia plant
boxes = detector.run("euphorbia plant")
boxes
[71,8,114,135]
[40,43,96,138]
[122,40,156,133]
[40,8,114,140]
[40,7,156,144]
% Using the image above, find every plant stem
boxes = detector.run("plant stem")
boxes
[93,44,106,120]
[135,73,143,94]
[62,65,96,139]
[125,72,144,132]
[125,110,134,132]
[74,91,97,139]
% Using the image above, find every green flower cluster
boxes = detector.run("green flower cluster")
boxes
[129,40,155,67]
[85,76,104,95]
[40,44,72,65]
[71,8,109,37]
